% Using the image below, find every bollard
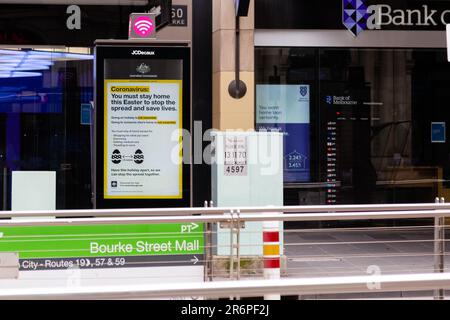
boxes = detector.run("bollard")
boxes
[263,219,281,300]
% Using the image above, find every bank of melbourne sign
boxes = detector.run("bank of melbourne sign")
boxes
[256,0,450,32]
[343,0,450,36]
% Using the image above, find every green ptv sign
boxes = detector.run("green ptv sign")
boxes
[0,223,204,271]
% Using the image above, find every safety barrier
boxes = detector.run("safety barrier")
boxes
[0,203,449,299]
[0,273,449,300]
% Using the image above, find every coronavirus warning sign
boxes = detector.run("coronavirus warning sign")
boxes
[95,45,191,207]
[105,80,182,199]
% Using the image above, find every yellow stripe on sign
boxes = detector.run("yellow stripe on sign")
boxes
[158,121,177,125]
[263,245,280,256]
[137,116,157,120]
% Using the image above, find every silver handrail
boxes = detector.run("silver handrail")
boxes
[2,203,450,218]
[0,273,449,300]
[0,209,449,227]
[0,204,448,300]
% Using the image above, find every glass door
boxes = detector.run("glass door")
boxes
[256,47,450,206]
[0,47,94,210]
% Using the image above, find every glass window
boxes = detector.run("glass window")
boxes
[0,48,94,210]
[256,47,450,205]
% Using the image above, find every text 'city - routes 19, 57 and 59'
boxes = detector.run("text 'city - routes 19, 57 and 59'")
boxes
[104,79,183,199]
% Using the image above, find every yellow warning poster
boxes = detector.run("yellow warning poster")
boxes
[104,79,182,199]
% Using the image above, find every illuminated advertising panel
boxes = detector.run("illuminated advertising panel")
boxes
[95,45,190,208]
[256,84,310,182]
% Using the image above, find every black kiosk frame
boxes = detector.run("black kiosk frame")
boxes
[94,42,191,209]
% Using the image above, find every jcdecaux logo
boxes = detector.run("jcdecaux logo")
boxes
[343,0,450,36]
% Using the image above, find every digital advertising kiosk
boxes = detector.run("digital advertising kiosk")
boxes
[94,42,191,209]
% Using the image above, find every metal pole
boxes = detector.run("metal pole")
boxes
[6,203,450,219]
[4,210,450,227]
[209,200,214,282]
[236,209,241,301]
[434,197,445,299]
[229,210,235,281]
[2,167,7,211]
[203,201,209,283]
[236,209,241,281]
[3,273,450,300]
[235,16,240,89]
[228,210,236,300]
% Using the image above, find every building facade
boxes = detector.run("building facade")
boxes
[0,0,212,210]
[252,0,450,206]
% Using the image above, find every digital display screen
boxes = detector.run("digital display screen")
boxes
[95,45,190,209]
[256,84,310,182]
[103,58,183,199]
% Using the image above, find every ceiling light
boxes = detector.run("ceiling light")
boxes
[15,66,50,71]
[0,71,42,78]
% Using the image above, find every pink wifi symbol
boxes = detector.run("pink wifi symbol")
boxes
[133,17,155,37]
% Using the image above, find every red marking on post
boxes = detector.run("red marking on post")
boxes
[263,231,279,242]
[264,258,280,269]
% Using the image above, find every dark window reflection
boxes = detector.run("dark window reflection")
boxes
[0,48,93,210]
[256,48,450,205]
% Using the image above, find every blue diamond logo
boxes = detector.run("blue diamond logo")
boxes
[343,0,368,37]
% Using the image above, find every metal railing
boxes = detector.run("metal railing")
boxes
[1,209,450,225]
[0,273,450,300]
[3,202,450,218]
[0,203,449,299]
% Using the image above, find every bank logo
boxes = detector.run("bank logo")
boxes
[136,63,151,74]
[299,86,308,97]
[343,2,450,36]
[133,16,155,37]
[326,95,333,105]
[343,0,368,37]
